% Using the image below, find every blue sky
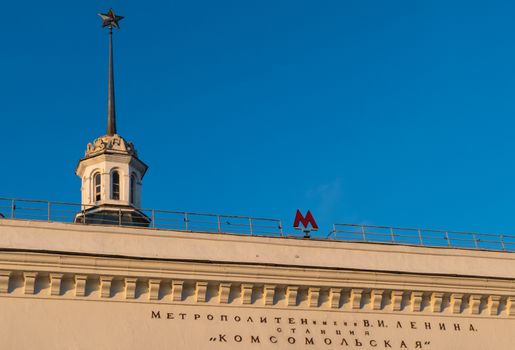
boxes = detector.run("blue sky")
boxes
[2,1,515,236]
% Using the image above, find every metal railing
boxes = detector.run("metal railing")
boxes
[331,223,515,252]
[0,198,283,237]
[2,197,515,252]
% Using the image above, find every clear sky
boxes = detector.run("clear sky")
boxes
[2,1,515,236]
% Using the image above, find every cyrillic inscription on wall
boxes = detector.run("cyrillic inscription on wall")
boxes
[151,308,488,349]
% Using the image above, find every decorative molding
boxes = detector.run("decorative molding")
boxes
[263,285,275,306]
[23,272,37,295]
[431,292,444,313]
[469,295,482,315]
[391,290,404,311]
[0,271,11,294]
[241,283,253,305]
[507,296,515,316]
[85,134,137,158]
[50,273,63,296]
[488,295,501,316]
[219,282,231,304]
[75,275,87,297]
[350,289,363,310]
[451,293,463,314]
[149,279,161,301]
[100,276,113,298]
[308,287,320,308]
[371,289,384,311]
[195,281,208,303]
[0,268,512,318]
[330,288,342,309]
[0,250,512,293]
[172,280,183,302]
[286,286,298,307]
[125,278,137,299]
[411,291,423,312]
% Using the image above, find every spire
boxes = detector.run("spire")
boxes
[107,27,116,135]
[74,10,149,227]
[98,9,124,136]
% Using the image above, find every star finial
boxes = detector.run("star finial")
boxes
[98,8,124,29]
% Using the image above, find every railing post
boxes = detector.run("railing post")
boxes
[444,231,451,247]
[390,227,395,242]
[184,212,189,231]
[279,220,283,236]
[151,209,155,228]
[473,233,479,249]
[361,225,366,241]
[500,234,505,251]
[47,201,51,222]
[249,218,253,236]
[10,199,15,219]
[332,224,336,240]
[217,215,221,233]
[418,229,423,245]
[118,208,122,226]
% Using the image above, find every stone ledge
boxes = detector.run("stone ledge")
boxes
[2,219,515,280]
[0,269,513,317]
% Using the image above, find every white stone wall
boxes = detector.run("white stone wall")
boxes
[0,219,514,349]
[76,154,144,208]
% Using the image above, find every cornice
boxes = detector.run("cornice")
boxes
[0,251,513,318]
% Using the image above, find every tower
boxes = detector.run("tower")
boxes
[75,9,150,227]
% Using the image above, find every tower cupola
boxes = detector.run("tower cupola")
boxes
[75,9,150,227]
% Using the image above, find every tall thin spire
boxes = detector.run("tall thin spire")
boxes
[98,9,124,136]
[107,27,116,135]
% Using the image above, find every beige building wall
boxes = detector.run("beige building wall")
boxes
[0,219,514,349]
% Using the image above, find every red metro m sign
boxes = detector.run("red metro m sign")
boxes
[293,210,318,236]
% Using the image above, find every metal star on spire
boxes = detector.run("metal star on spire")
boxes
[98,8,124,29]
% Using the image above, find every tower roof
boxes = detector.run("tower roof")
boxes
[83,134,138,158]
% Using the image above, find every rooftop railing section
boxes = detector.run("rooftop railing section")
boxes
[0,198,283,237]
[331,223,515,252]
[1,197,515,252]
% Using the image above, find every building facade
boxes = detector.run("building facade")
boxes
[0,219,514,349]
[0,8,513,350]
